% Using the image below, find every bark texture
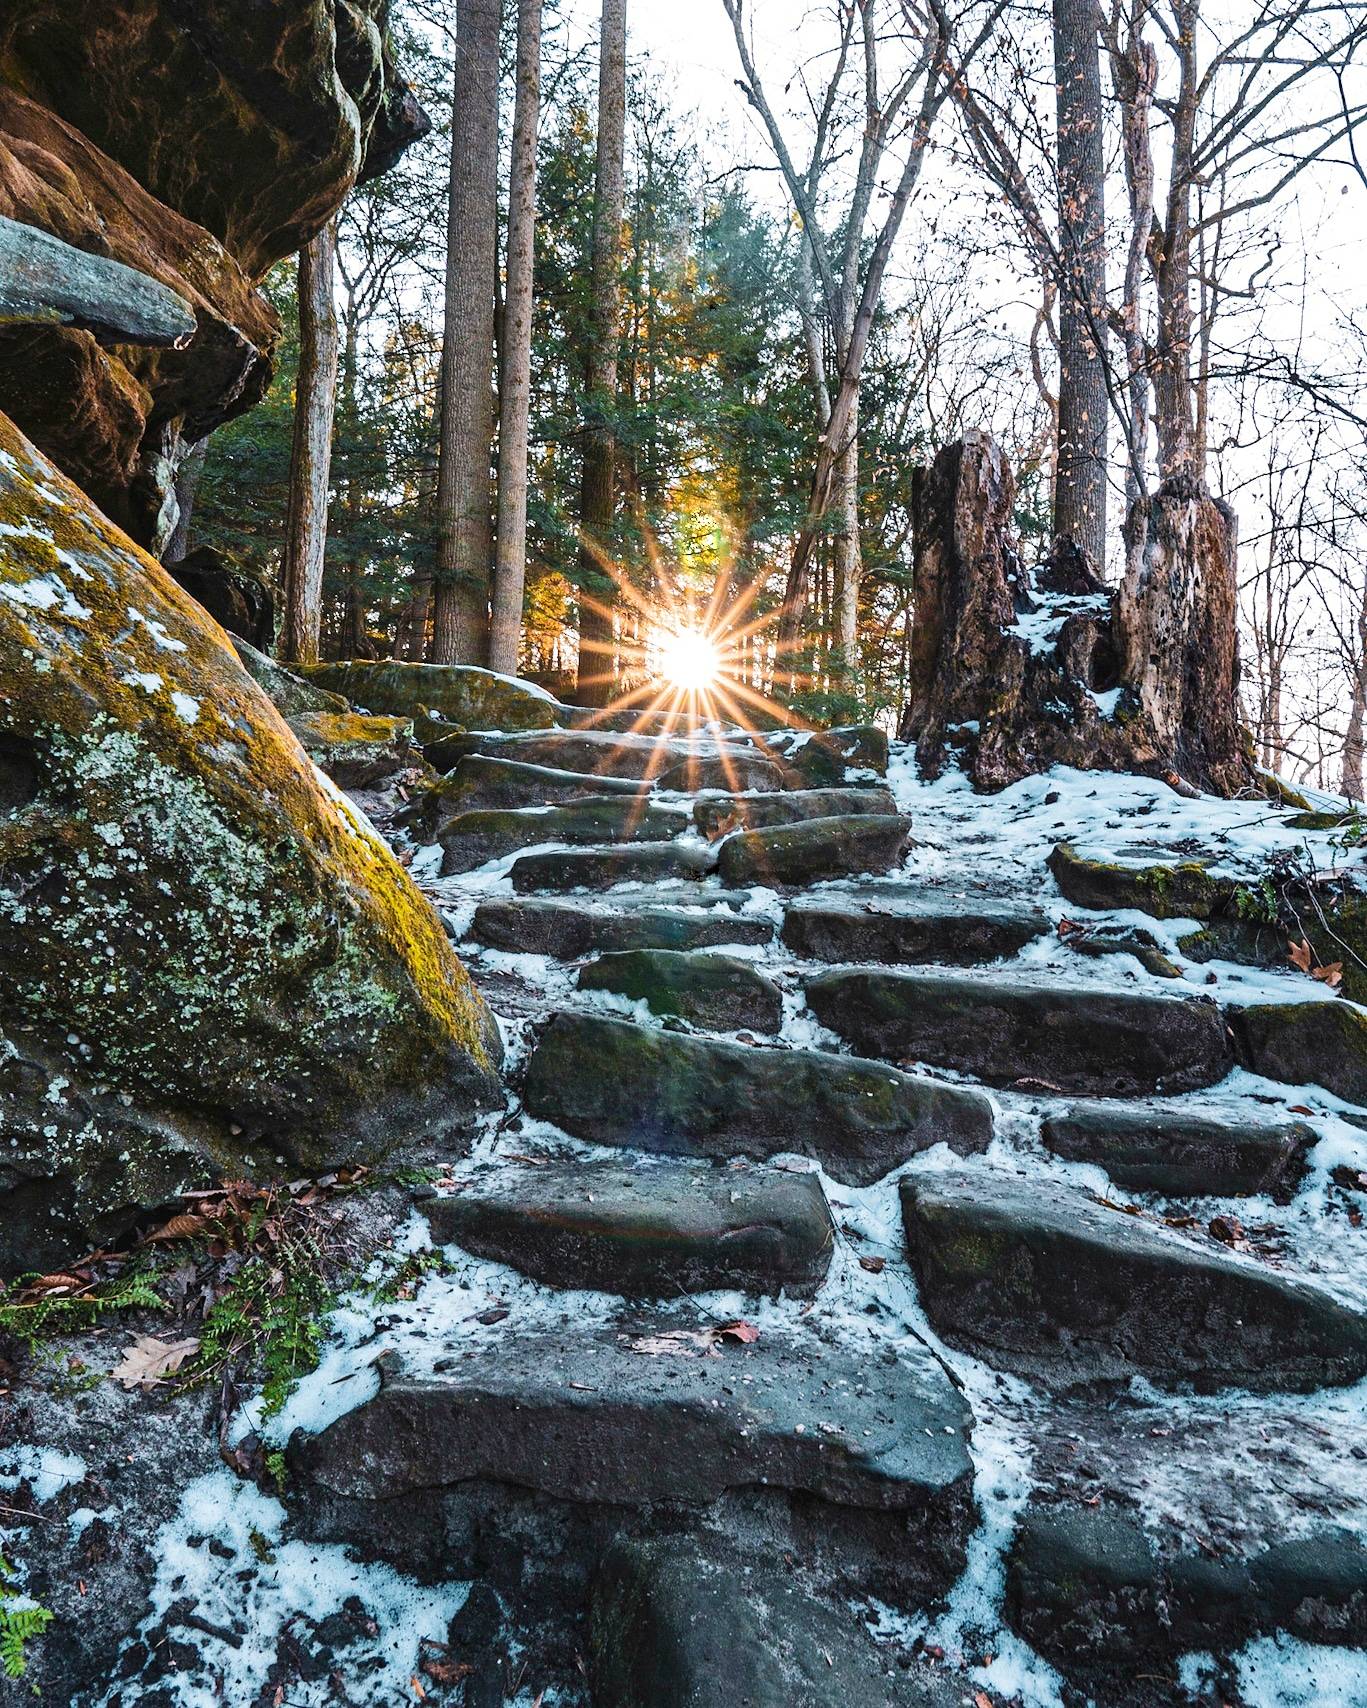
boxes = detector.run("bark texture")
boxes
[902,434,1250,797]
[431,0,501,665]
[1052,0,1108,568]
[279,221,339,665]
[574,0,628,706]
[490,0,543,676]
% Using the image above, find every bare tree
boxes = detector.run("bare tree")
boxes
[431,0,501,665]
[574,0,629,707]
[490,0,544,676]
[279,220,339,665]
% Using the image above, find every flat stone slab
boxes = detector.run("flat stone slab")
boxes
[765,725,889,785]
[411,754,649,820]
[806,969,1232,1095]
[1006,1505,1367,1666]
[591,1536,964,1708]
[288,1316,974,1517]
[522,1011,993,1186]
[1041,1102,1314,1197]
[718,815,912,888]
[783,894,1048,967]
[578,948,784,1033]
[425,1159,834,1296]
[510,841,718,893]
[1231,999,1367,1106]
[654,753,792,793]
[900,1167,1367,1392]
[467,897,775,957]
[453,728,766,783]
[693,786,898,838]
[438,798,686,873]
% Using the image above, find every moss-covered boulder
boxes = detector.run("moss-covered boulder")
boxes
[230,638,348,718]
[0,414,500,1268]
[1231,999,1367,1107]
[1048,841,1229,918]
[285,710,420,789]
[301,659,561,733]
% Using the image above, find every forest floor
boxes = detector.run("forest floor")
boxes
[5,733,1367,1708]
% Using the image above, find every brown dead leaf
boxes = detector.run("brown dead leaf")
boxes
[1056,918,1086,941]
[111,1334,201,1390]
[975,1692,994,1708]
[1313,962,1344,988]
[141,1213,211,1244]
[420,1656,474,1687]
[859,1255,887,1275]
[715,1320,760,1345]
[1289,938,1314,974]
[1208,1215,1248,1250]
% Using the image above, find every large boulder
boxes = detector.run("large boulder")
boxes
[301,659,562,733]
[0,415,500,1270]
[0,2,429,545]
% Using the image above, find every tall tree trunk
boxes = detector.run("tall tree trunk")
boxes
[431,0,500,666]
[1344,599,1367,800]
[832,392,860,666]
[1153,0,1199,483]
[1052,0,1108,568]
[574,0,628,708]
[279,221,339,665]
[489,0,543,676]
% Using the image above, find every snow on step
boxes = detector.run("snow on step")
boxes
[466,894,775,957]
[406,752,651,823]
[424,1158,833,1296]
[436,796,687,874]
[592,1535,966,1708]
[577,947,783,1032]
[900,1167,1367,1392]
[441,727,766,782]
[783,892,1049,967]
[693,785,899,837]
[806,967,1232,1095]
[521,1011,992,1186]
[286,1316,976,1606]
[510,839,717,892]
[1040,1101,1315,1198]
[717,814,913,887]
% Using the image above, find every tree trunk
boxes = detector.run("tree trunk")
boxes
[489,0,543,677]
[574,0,628,708]
[1153,0,1199,483]
[1052,0,1108,569]
[279,221,339,665]
[430,0,500,666]
[832,392,860,666]
[1342,601,1367,800]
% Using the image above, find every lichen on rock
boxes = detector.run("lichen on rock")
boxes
[0,412,500,1269]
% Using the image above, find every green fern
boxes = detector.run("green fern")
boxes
[0,1555,53,1684]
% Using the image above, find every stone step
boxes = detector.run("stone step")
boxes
[718,815,912,888]
[1006,1504,1367,1671]
[404,754,650,827]
[578,948,784,1033]
[806,969,1232,1095]
[900,1166,1367,1392]
[440,728,765,783]
[653,752,793,794]
[559,705,744,738]
[1231,998,1367,1107]
[1041,1102,1314,1198]
[694,786,898,838]
[437,798,687,874]
[466,896,775,957]
[425,1159,833,1296]
[591,1536,964,1708]
[782,893,1048,967]
[522,1011,993,1186]
[287,1316,975,1612]
[510,841,717,893]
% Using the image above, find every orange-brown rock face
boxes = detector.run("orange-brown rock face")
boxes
[0,0,428,544]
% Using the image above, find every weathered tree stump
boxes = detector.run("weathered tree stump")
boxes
[900,434,1251,797]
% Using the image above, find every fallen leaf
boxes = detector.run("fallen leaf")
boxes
[1289,938,1314,974]
[1208,1215,1248,1250]
[1313,962,1344,988]
[716,1320,759,1345]
[1288,1105,1314,1116]
[975,1692,994,1708]
[420,1657,474,1686]
[859,1255,887,1275]
[111,1334,200,1389]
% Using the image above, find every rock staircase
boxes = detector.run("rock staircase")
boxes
[280,713,1367,1708]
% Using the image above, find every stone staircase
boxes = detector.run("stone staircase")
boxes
[283,714,1367,1707]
